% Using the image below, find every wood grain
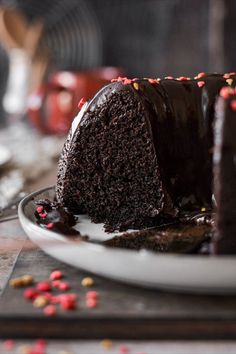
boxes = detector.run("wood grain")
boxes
[1,245,236,339]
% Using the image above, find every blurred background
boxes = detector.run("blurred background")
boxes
[0,0,235,215]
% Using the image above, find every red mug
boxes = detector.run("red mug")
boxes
[27,67,124,134]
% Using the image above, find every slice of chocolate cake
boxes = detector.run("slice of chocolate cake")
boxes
[56,73,236,232]
[213,86,236,254]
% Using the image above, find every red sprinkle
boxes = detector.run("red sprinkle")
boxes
[51,280,61,288]
[177,76,189,81]
[59,293,77,301]
[67,293,77,301]
[24,288,39,300]
[220,87,232,99]
[58,281,70,291]
[197,81,205,88]
[111,77,130,83]
[35,339,46,349]
[36,206,44,213]
[44,305,56,316]
[46,223,54,229]
[60,295,76,310]
[119,345,129,354]
[50,270,63,281]
[123,78,132,85]
[50,295,61,304]
[59,294,77,307]
[78,97,86,109]
[61,300,76,310]
[43,292,53,301]
[230,100,236,111]
[86,290,98,300]
[3,340,15,350]
[30,341,46,354]
[86,298,97,308]
[39,213,47,218]
[36,281,51,292]
[148,78,157,84]
[197,72,206,78]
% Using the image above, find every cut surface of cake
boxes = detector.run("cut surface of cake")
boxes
[56,73,236,232]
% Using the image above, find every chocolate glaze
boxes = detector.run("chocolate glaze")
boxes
[213,93,236,254]
[132,74,235,207]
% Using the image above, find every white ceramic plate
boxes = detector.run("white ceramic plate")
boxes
[0,144,11,168]
[18,186,236,294]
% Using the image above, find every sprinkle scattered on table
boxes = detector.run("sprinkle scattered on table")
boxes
[81,277,94,287]
[9,270,99,316]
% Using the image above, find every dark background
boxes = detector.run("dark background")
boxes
[0,0,235,77]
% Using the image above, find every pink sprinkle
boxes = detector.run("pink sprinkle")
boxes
[51,295,61,304]
[43,292,53,301]
[46,223,54,229]
[24,288,39,300]
[36,206,44,213]
[148,78,157,84]
[86,298,97,309]
[197,81,205,88]
[30,343,45,354]
[3,340,15,350]
[44,305,56,316]
[118,345,129,354]
[39,213,47,218]
[60,295,76,310]
[123,78,132,85]
[58,281,70,291]
[78,97,86,109]
[229,72,236,76]
[60,300,76,310]
[51,280,61,288]
[178,76,189,81]
[118,77,125,82]
[50,270,63,281]
[86,291,98,300]
[36,282,51,292]
[59,293,77,302]
[220,86,231,99]
[230,100,236,111]
[224,73,230,79]
[165,76,174,79]
[35,339,46,349]
[197,72,206,78]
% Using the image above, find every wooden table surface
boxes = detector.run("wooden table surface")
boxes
[1,167,236,353]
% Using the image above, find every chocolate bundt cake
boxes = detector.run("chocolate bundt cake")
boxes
[213,86,236,254]
[56,73,236,234]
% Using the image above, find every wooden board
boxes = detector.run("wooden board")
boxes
[1,243,236,339]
